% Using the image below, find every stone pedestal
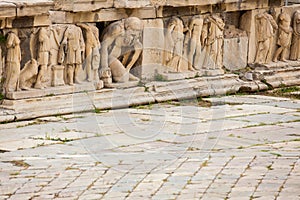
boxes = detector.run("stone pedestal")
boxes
[52,65,65,87]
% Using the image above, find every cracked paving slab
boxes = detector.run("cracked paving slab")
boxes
[0,95,299,199]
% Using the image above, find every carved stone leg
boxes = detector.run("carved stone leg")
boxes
[34,65,47,89]
[110,59,129,83]
[188,40,197,71]
[281,48,288,62]
[67,65,74,86]
[129,73,140,81]
[273,47,283,62]
[93,69,100,82]
[74,64,82,84]
[5,63,20,93]
[86,52,92,82]
[258,39,270,64]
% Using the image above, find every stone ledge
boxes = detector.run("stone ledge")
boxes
[0,0,54,18]
[54,0,114,12]
[0,2,16,18]
[158,71,200,81]
[1,70,300,123]
[5,83,96,100]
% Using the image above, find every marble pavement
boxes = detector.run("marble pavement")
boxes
[0,95,299,200]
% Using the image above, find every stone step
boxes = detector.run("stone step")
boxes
[0,75,242,122]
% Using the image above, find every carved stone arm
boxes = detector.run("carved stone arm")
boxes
[126,41,142,71]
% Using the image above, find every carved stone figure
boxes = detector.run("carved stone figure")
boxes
[100,17,142,83]
[164,17,184,72]
[273,12,293,62]
[290,10,300,61]
[49,25,65,66]
[19,59,39,90]
[202,15,225,70]
[60,25,85,85]
[77,23,101,82]
[4,31,21,93]
[0,47,2,84]
[184,16,203,71]
[34,27,51,89]
[255,12,278,64]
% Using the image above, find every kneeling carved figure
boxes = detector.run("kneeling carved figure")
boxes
[100,17,143,84]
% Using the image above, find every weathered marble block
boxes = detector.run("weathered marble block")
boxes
[223,37,248,71]
[139,18,165,81]
[54,0,113,12]
[52,65,65,87]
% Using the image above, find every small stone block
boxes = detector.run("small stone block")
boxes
[202,69,224,76]
[158,71,201,81]
[52,65,65,87]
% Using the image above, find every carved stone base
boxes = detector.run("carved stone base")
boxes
[158,71,200,81]
[95,80,104,90]
[263,60,300,69]
[202,69,224,76]
[5,82,96,100]
[52,65,65,86]
[105,81,140,89]
[0,75,243,122]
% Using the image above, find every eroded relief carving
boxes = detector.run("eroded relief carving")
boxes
[164,17,184,72]
[19,59,39,90]
[60,25,85,85]
[100,17,142,84]
[273,12,293,62]
[35,27,51,89]
[255,12,278,64]
[202,15,225,70]
[161,14,225,75]
[4,31,21,93]
[290,10,300,61]
[183,16,203,71]
[77,23,101,83]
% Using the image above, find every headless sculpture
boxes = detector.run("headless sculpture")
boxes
[273,12,293,62]
[100,17,142,83]
[4,31,21,93]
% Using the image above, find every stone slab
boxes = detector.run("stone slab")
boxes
[263,60,300,69]
[139,18,165,81]
[0,74,244,122]
[16,2,53,17]
[223,0,270,12]
[158,71,200,81]
[202,69,224,76]
[223,37,248,71]
[5,83,96,100]
[104,81,140,89]
[0,2,16,18]
[114,0,152,8]
[165,0,254,7]
[53,0,113,12]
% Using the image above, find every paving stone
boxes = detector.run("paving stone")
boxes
[0,95,300,199]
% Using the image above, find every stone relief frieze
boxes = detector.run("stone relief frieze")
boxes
[254,12,278,64]
[100,17,143,86]
[4,31,21,93]
[290,10,300,61]
[3,8,300,97]
[273,12,293,63]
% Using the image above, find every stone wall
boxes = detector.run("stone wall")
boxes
[4,0,300,118]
